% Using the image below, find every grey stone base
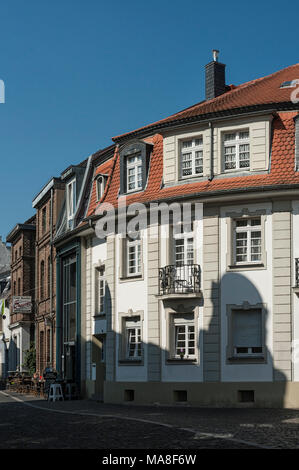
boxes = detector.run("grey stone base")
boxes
[103,381,299,408]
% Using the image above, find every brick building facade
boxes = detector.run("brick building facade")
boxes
[6,216,36,371]
[33,178,65,375]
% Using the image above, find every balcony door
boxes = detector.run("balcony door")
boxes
[172,226,195,292]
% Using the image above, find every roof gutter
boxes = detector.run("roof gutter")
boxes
[85,183,299,224]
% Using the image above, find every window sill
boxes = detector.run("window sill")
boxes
[167,358,197,364]
[227,355,265,364]
[227,263,265,271]
[93,313,106,319]
[119,274,143,283]
[180,174,204,182]
[119,188,144,197]
[119,360,143,366]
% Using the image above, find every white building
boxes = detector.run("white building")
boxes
[74,56,299,407]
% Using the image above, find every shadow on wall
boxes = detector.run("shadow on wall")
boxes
[84,271,288,407]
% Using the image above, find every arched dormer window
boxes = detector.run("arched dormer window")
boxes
[95,174,108,202]
[119,141,152,195]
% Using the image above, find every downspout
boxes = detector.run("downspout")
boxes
[49,187,54,366]
[208,121,214,181]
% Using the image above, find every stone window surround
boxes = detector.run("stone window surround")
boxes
[225,208,267,272]
[118,233,145,282]
[93,260,106,318]
[163,301,200,365]
[118,309,144,366]
[226,301,267,364]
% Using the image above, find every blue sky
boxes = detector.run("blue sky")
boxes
[0,0,298,239]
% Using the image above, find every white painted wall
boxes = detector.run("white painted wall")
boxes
[91,237,107,336]
[0,302,10,377]
[115,230,148,382]
[161,203,204,382]
[292,200,299,381]
[220,202,273,382]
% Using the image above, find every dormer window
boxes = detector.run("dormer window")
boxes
[96,174,107,201]
[180,137,203,178]
[223,130,250,171]
[119,141,152,195]
[67,178,76,229]
[127,154,142,192]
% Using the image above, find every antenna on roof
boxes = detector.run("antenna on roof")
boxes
[212,49,219,62]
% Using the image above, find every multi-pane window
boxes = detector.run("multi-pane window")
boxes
[126,233,141,276]
[127,154,142,192]
[224,130,250,171]
[173,314,195,359]
[180,137,203,178]
[125,317,142,360]
[96,268,105,314]
[232,309,263,357]
[234,217,262,264]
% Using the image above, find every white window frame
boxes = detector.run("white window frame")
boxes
[180,137,203,179]
[96,175,107,201]
[172,314,196,359]
[125,317,142,360]
[66,179,76,227]
[234,217,262,265]
[173,226,194,266]
[223,130,250,172]
[126,233,141,277]
[126,154,142,192]
[95,268,105,315]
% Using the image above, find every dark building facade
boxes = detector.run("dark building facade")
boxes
[6,216,36,372]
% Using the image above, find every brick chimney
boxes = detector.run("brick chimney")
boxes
[205,49,226,100]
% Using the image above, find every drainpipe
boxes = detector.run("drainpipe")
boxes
[208,121,214,181]
[49,187,54,366]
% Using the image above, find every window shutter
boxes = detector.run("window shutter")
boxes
[233,310,262,347]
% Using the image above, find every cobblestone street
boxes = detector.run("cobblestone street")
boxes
[1,391,299,449]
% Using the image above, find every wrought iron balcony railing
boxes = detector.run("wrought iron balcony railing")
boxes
[159,264,201,296]
[295,258,299,288]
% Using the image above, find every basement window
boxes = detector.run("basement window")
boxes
[174,390,188,402]
[238,390,255,403]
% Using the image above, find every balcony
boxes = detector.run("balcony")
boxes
[158,264,201,299]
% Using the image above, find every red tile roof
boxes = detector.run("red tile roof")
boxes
[85,110,299,218]
[113,63,299,141]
